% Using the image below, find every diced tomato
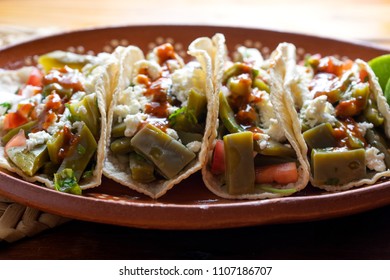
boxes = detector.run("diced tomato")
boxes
[342,59,354,72]
[319,57,344,77]
[26,67,43,87]
[236,105,257,126]
[17,103,34,119]
[29,107,39,120]
[42,112,57,130]
[45,93,64,113]
[210,140,225,175]
[3,112,28,131]
[17,68,43,95]
[255,162,298,185]
[359,69,369,83]
[4,129,26,156]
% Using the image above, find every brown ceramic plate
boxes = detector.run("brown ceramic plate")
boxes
[1,25,390,230]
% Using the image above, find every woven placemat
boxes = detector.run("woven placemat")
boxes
[0,25,70,243]
[0,25,58,46]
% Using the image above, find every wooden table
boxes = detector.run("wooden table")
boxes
[0,205,389,259]
[1,0,390,48]
[0,0,390,259]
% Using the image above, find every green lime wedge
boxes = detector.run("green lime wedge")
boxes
[368,54,390,92]
[385,78,390,104]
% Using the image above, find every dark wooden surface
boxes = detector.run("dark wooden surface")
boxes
[1,205,389,260]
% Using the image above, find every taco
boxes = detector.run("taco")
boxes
[202,41,310,200]
[103,35,222,199]
[275,43,390,191]
[0,50,115,194]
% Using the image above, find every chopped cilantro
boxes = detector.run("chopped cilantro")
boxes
[54,168,82,195]
[0,102,11,114]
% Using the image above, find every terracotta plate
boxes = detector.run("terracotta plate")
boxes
[1,25,390,230]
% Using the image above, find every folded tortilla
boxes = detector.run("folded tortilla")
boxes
[274,43,390,191]
[103,35,221,199]
[202,40,310,200]
[0,51,115,192]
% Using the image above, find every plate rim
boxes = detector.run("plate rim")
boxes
[1,169,390,229]
[2,23,390,55]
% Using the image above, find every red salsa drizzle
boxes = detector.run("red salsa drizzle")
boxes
[10,66,86,155]
[307,55,371,148]
[335,97,366,118]
[32,93,65,132]
[155,43,178,74]
[332,117,366,148]
[43,66,84,94]
[136,43,184,131]
[31,68,85,132]
[222,63,265,132]
[57,126,80,161]
[136,74,151,87]
[144,78,169,119]
[310,73,341,104]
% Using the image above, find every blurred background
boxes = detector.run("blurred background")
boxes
[0,0,389,48]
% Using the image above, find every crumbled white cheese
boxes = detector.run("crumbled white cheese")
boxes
[254,91,275,128]
[0,67,34,98]
[116,86,150,120]
[134,86,150,109]
[114,105,133,122]
[266,118,286,143]
[46,109,70,135]
[166,59,182,73]
[366,147,386,172]
[0,116,5,130]
[160,76,173,91]
[42,92,60,105]
[29,93,43,105]
[133,60,161,81]
[71,91,86,101]
[167,105,179,116]
[123,113,148,137]
[19,85,41,98]
[118,86,141,105]
[290,66,315,108]
[166,128,179,140]
[0,106,8,116]
[72,121,84,134]
[357,122,374,136]
[186,141,202,153]
[254,132,270,150]
[300,95,338,128]
[26,131,52,151]
[170,62,205,104]
[34,103,45,119]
